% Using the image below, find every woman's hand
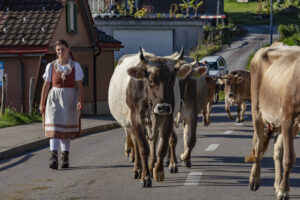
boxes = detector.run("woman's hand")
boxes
[39,105,46,114]
[77,101,83,111]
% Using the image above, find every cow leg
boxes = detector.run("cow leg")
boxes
[225,98,234,120]
[202,105,209,126]
[153,125,172,182]
[131,120,152,187]
[168,128,178,173]
[236,103,241,123]
[249,113,264,191]
[240,101,246,122]
[273,133,283,196]
[180,112,197,168]
[277,120,296,200]
[148,132,158,178]
[124,128,135,162]
[131,132,141,180]
[206,100,212,125]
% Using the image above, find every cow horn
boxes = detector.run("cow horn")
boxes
[191,60,197,67]
[139,47,148,64]
[174,46,184,61]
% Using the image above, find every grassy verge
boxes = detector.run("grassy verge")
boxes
[225,0,300,25]
[190,44,221,60]
[0,109,42,128]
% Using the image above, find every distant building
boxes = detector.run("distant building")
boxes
[0,0,123,114]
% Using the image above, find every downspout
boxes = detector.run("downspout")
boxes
[93,45,102,115]
[19,53,25,113]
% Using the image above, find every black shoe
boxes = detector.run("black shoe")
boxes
[60,151,69,168]
[49,150,58,169]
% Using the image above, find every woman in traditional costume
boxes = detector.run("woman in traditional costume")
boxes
[40,39,84,169]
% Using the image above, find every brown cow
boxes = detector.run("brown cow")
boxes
[246,42,300,200]
[109,48,192,187]
[204,75,216,125]
[217,70,251,123]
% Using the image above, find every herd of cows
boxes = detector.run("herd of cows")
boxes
[108,42,299,200]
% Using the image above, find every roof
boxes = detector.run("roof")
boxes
[0,0,64,47]
[200,56,223,62]
[94,26,121,44]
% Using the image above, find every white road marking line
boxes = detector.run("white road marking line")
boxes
[224,130,233,135]
[205,144,219,152]
[235,123,244,126]
[184,172,203,186]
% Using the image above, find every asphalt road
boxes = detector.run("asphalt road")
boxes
[0,103,299,200]
[1,26,299,200]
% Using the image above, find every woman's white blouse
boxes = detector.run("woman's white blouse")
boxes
[42,61,84,82]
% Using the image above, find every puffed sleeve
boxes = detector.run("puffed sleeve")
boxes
[42,63,52,82]
[75,62,84,81]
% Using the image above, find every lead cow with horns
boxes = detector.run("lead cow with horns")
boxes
[108,48,192,187]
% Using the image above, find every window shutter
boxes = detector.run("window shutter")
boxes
[66,2,71,33]
[74,3,78,34]
[66,1,78,34]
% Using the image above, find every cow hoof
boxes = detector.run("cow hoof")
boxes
[153,169,165,182]
[140,178,152,188]
[276,191,289,200]
[182,160,192,168]
[169,166,178,173]
[249,183,260,191]
[133,171,141,179]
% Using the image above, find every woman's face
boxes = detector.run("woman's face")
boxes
[55,44,69,60]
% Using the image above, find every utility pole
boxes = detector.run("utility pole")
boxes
[216,0,220,25]
[270,0,273,44]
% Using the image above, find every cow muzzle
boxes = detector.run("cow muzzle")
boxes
[228,93,234,98]
[154,103,172,115]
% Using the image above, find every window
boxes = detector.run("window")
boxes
[66,1,78,34]
[82,65,89,86]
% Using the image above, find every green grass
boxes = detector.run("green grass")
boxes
[0,109,42,128]
[225,0,300,25]
[190,44,221,60]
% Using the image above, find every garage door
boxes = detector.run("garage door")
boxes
[113,30,173,60]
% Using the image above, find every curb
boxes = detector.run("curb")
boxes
[0,122,121,161]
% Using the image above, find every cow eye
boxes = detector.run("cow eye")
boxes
[149,79,155,86]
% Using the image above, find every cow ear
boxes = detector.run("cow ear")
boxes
[217,78,225,85]
[127,67,147,80]
[236,77,244,84]
[190,67,206,78]
[176,64,192,80]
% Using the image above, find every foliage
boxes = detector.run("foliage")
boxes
[116,2,128,16]
[134,8,148,18]
[179,0,195,17]
[169,3,179,18]
[128,0,135,16]
[190,1,203,17]
[224,0,300,25]
[190,44,221,61]
[246,52,255,71]
[0,109,42,128]
[279,24,300,39]
[282,33,300,45]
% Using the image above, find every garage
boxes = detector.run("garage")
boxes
[113,30,174,59]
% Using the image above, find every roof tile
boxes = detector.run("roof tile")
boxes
[0,0,64,47]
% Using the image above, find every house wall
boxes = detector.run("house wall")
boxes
[94,18,204,59]
[0,56,41,113]
[96,49,114,114]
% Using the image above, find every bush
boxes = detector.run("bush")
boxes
[279,24,300,39]
[282,33,300,45]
